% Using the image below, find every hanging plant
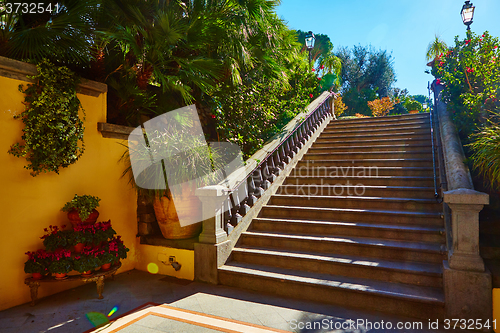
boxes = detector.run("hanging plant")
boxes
[8,59,85,176]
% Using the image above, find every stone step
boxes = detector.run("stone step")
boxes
[259,205,443,227]
[240,231,446,264]
[276,185,437,199]
[318,132,431,142]
[303,151,433,160]
[310,143,432,153]
[269,194,442,212]
[250,217,445,243]
[283,175,435,187]
[334,113,430,125]
[314,137,432,147]
[296,158,433,168]
[218,262,445,319]
[326,118,430,130]
[288,166,435,177]
[231,247,443,288]
[323,125,431,136]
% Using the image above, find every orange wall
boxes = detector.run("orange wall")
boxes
[0,70,138,311]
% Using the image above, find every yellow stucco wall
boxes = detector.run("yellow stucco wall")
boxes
[0,73,138,311]
[135,244,194,280]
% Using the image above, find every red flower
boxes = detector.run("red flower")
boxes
[439,61,444,66]
[465,40,471,45]
[311,68,315,72]
[320,65,324,69]
[494,46,498,49]
[436,79,441,85]
[210,114,216,119]
[318,77,321,80]
[309,94,313,98]
[466,67,474,73]
[482,34,485,37]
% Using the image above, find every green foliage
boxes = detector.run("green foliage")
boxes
[62,194,101,220]
[432,31,500,140]
[47,249,72,274]
[468,122,500,190]
[404,99,423,112]
[336,45,396,116]
[41,225,72,252]
[8,59,85,176]
[24,249,51,274]
[212,59,319,158]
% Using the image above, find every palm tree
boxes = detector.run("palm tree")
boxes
[0,0,100,65]
[426,35,448,62]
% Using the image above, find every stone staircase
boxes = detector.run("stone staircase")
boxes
[218,113,447,319]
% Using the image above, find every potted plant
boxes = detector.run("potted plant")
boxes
[24,249,50,280]
[73,245,100,276]
[69,224,95,253]
[93,220,116,244]
[99,242,118,270]
[122,121,226,239]
[41,225,72,252]
[62,194,101,226]
[108,236,129,264]
[47,249,72,279]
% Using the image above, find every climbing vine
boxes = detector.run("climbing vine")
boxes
[9,59,85,176]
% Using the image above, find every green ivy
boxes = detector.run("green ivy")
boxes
[9,59,85,176]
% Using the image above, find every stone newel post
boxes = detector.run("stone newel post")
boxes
[445,188,489,271]
[443,188,491,323]
[193,185,231,284]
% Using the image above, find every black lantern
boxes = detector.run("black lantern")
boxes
[305,31,315,65]
[461,1,475,31]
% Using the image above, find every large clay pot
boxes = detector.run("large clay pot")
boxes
[153,186,202,240]
[68,209,99,227]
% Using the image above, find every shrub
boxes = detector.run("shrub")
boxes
[368,97,394,117]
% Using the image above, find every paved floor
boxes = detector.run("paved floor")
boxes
[0,270,469,333]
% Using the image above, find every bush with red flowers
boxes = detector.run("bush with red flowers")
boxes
[47,249,72,274]
[72,245,101,273]
[41,225,72,251]
[24,249,51,274]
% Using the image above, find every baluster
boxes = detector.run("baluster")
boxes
[252,169,265,197]
[260,162,272,189]
[247,175,260,203]
[279,145,287,168]
[293,132,301,153]
[284,140,292,163]
[223,197,232,232]
[267,156,278,182]
[238,183,251,215]
[273,151,282,176]
[229,192,242,226]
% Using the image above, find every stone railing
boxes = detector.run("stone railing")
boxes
[432,81,491,321]
[194,91,335,283]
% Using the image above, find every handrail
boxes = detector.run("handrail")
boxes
[428,82,441,202]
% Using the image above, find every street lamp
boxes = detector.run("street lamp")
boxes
[461,1,475,31]
[305,31,315,66]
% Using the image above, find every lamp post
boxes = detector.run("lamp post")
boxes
[461,0,475,31]
[305,31,315,67]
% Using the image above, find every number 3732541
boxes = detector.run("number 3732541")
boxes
[2,3,60,14]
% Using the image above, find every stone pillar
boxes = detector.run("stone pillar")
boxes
[443,188,491,322]
[194,185,231,284]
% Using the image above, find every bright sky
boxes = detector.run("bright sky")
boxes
[276,0,500,97]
